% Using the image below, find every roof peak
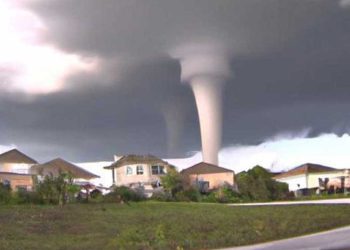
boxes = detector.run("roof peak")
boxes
[0,148,38,164]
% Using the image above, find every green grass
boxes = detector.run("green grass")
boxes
[1,202,350,250]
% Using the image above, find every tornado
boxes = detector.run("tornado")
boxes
[179,53,231,165]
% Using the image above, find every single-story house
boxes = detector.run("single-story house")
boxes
[273,163,350,193]
[181,162,235,191]
[104,155,175,195]
[32,158,99,182]
[0,149,38,191]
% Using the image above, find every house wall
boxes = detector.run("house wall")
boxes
[184,172,234,189]
[308,170,350,189]
[0,173,34,191]
[114,163,168,186]
[275,174,307,191]
[0,163,35,174]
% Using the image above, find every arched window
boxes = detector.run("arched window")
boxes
[126,166,133,175]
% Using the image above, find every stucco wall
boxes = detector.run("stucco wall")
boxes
[308,170,350,188]
[115,163,168,186]
[0,163,35,174]
[0,173,33,191]
[275,175,307,191]
[185,172,234,189]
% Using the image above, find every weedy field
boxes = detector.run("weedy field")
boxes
[1,202,350,250]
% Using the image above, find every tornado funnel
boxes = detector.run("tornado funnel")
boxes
[180,53,231,165]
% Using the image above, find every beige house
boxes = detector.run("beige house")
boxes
[32,158,99,182]
[181,162,235,191]
[273,163,350,193]
[104,155,175,190]
[0,149,38,191]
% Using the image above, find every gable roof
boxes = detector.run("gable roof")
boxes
[104,154,174,169]
[273,163,336,179]
[0,149,37,164]
[181,162,234,175]
[33,158,99,180]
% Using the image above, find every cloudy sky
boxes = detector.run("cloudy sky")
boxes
[0,0,350,171]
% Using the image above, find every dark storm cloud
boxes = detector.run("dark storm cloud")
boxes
[1,0,350,161]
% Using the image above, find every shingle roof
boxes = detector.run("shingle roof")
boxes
[104,154,174,169]
[273,163,336,179]
[33,158,99,179]
[181,162,234,175]
[0,149,37,164]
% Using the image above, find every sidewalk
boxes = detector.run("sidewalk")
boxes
[220,225,350,250]
[228,198,350,206]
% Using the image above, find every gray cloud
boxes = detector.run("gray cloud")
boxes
[1,0,350,162]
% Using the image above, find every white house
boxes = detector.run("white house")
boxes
[273,163,350,193]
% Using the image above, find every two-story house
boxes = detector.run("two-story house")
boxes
[0,149,38,191]
[104,155,175,195]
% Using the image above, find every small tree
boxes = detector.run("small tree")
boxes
[237,165,289,201]
[0,182,12,204]
[160,168,183,197]
[35,171,80,205]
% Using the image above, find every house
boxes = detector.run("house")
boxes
[104,155,175,194]
[0,149,38,174]
[32,158,99,182]
[181,162,235,192]
[0,149,38,191]
[273,163,350,194]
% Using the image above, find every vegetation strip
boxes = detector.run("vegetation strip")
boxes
[1,202,350,250]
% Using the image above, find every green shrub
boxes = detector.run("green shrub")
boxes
[201,187,242,203]
[104,186,145,203]
[14,190,43,205]
[151,190,173,201]
[237,165,289,201]
[160,168,184,197]
[175,187,201,202]
[0,183,12,204]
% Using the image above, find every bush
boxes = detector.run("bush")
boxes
[151,190,173,201]
[0,183,12,204]
[160,169,184,197]
[175,187,201,202]
[14,190,43,205]
[237,165,289,201]
[104,186,145,203]
[201,187,242,203]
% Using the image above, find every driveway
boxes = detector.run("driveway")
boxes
[221,225,350,250]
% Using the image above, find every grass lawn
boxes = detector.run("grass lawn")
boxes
[1,202,350,250]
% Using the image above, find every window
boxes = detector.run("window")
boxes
[136,165,144,175]
[151,165,165,175]
[126,166,133,175]
[3,179,11,187]
[16,185,27,192]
